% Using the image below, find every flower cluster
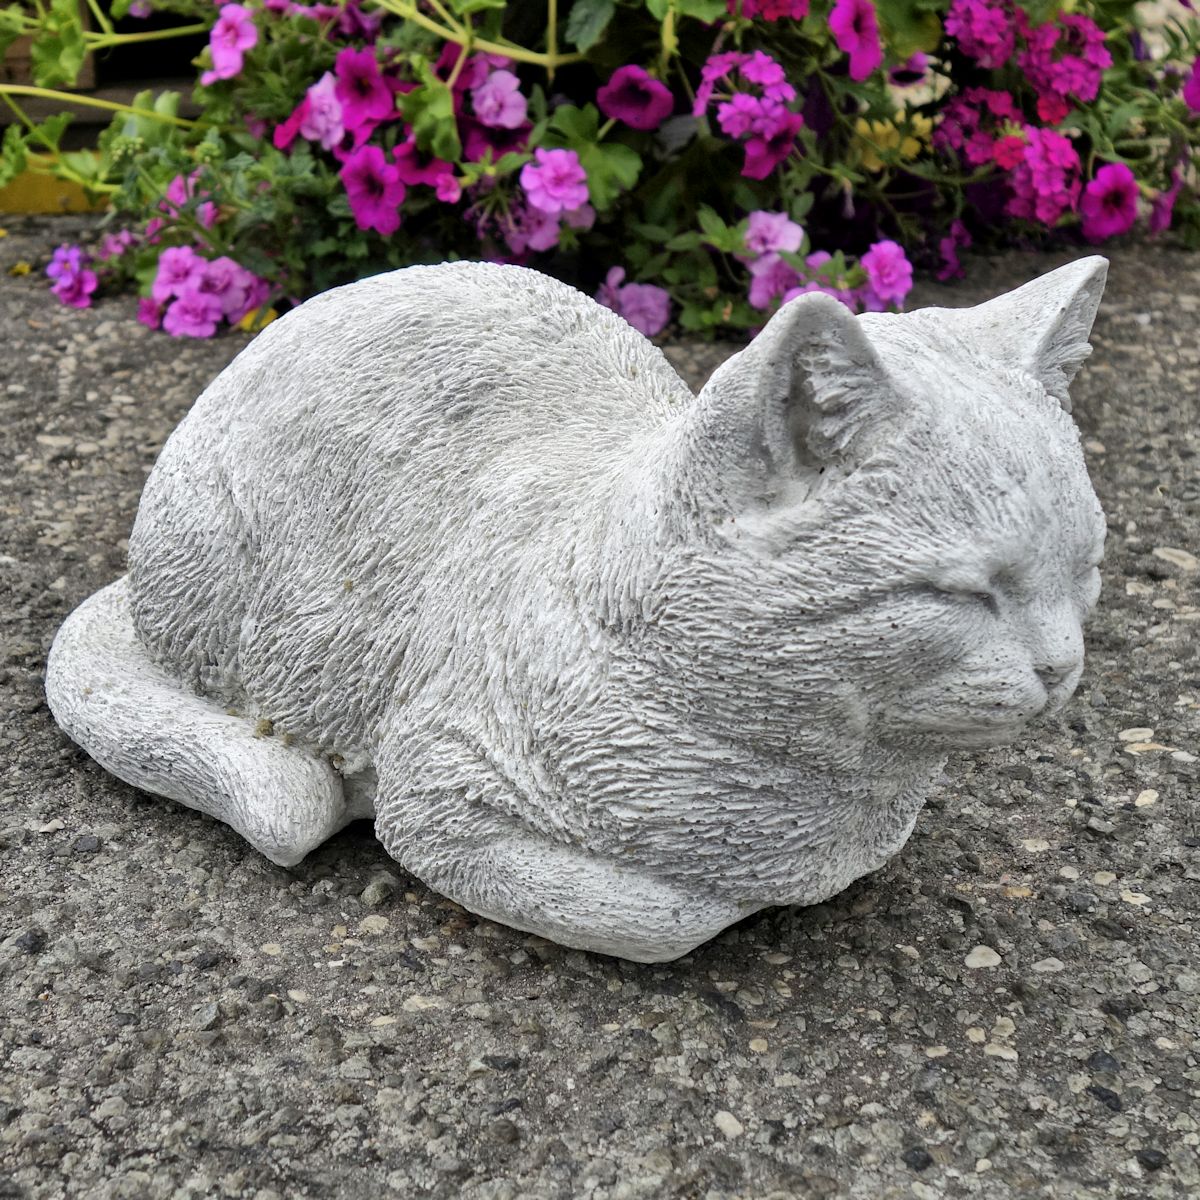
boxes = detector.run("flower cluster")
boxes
[139,246,269,338]
[45,245,98,308]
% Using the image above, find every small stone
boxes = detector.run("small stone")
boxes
[1032,957,1065,973]
[1087,1050,1120,1074]
[1117,727,1154,742]
[966,1027,986,1044]
[713,1111,743,1139]
[14,930,44,954]
[748,1038,769,1053]
[1134,789,1158,807]
[402,995,444,1012]
[1152,546,1198,571]
[358,915,389,935]
[73,834,101,854]
[1136,1149,1168,1171]
[1086,1084,1122,1112]
[360,876,398,908]
[260,942,283,956]
[1059,866,1080,880]
[1174,971,1200,994]
[964,946,1002,969]
[191,1002,220,1031]
[370,1015,397,1027]
[1093,871,1117,885]
[286,990,309,1003]
[925,1045,949,1058]
[984,1043,1018,1061]
[193,950,221,970]
[902,1147,934,1172]
[991,1017,1016,1040]
[1120,890,1150,906]
[1021,837,1050,852]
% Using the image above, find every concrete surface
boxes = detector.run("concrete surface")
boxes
[0,216,1197,1199]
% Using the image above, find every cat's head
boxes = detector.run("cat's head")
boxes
[646,258,1108,761]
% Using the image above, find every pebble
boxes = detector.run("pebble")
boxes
[260,943,283,956]
[1021,838,1051,852]
[1151,546,1198,571]
[1134,789,1158,807]
[358,915,389,935]
[1032,958,1066,973]
[1117,727,1154,742]
[964,946,1002,969]
[713,1111,743,1139]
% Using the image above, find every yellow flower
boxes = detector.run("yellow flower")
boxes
[855,112,933,173]
[236,306,278,332]
[8,261,32,276]
[0,228,8,238]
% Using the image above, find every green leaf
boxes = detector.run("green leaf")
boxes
[549,103,600,145]
[676,0,728,20]
[446,0,506,12]
[0,3,28,60]
[399,77,461,162]
[645,0,670,19]
[578,140,641,210]
[565,0,614,51]
[0,124,28,190]
[874,0,942,58]
[29,0,87,88]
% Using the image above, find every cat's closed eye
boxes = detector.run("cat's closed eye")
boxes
[915,583,999,615]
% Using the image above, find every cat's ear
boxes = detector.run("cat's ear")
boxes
[960,256,1107,412]
[692,291,895,498]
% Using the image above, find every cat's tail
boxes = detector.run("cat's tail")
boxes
[45,576,351,866]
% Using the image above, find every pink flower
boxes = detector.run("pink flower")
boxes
[1080,162,1139,242]
[693,51,749,116]
[744,210,804,256]
[519,147,589,215]
[829,0,882,82]
[200,3,257,86]
[274,98,312,152]
[734,0,809,19]
[129,0,151,16]
[45,244,98,308]
[161,171,217,228]
[334,47,394,132]
[742,109,803,179]
[597,65,674,131]
[596,267,671,337]
[163,287,224,338]
[97,230,135,261]
[393,137,454,188]
[748,253,801,309]
[1016,12,1111,125]
[1184,60,1200,112]
[1006,126,1081,226]
[944,0,1015,70]
[151,245,205,304]
[860,240,912,307]
[299,71,345,150]
[740,50,794,99]
[471,69,528,129]
[462,116,533,162]
[196,255,263,320]
[339,144,406,235]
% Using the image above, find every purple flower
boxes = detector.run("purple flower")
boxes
[1016,11,1111,125]
[151,245,205,304]
[334,47,394,133]
[1184,60,1200,113]
[300,71,345,150]
[393,137,455,189]
[693,51,749,116]
[944,0,1015,70]
[163,287,224,338]
[161,171,217,228]
[200,3,257,86]
[829,0,882,82]
[97,230,135,261]
[339,144,406,235]
[129,0,151,16]
[1080,162,1139,242]
[744,210,804,256]
[748,253,801,309]
[46,244,98,309]
[137,298,163,329]
[462,116,533,163]
[1150,167,1183,235]
[519,148,589,215]
[860,240,913,307]
[472,69,528,130]
[936,218,972,282]
[735,0,810,19]
[596,267,671,337]
[597,65,674,131]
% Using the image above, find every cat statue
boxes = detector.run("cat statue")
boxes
[46,256,1108,963]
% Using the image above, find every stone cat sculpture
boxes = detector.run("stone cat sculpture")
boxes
[46,256,1108,962]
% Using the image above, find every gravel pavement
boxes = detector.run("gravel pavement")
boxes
[1,217,1198,1199]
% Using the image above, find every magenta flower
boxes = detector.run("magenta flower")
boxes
[200,3,257,86]
[196,255,263,321]
[937,219,972,282]
[744,210,804,256]
[596,267,671,337]
[860,240,912,307]
[1006,127,1081,226]
[519,148,589,215]
[734,0,809,18]
[334,47,394,132]
[1184,60,1200,113]
[462,116,533,163]
[393,137,455,188]
[471,69,528,130]
[163,288,224,338]
[97,230,135,261]
[161,171,217,229]
[45,244,98,309]
[693,51,749,116]
[1080,162,1139,242]
[151,245,205,304]
[137,298,163,329]
[944,0,1015,70]
[742,110,803,179]
[1016,11,1111,125]
[340,144,406,235]
[597,65,674,131]
[748,253,801,310]
[829,0,882,82]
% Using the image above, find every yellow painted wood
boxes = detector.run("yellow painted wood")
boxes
[0,168,107,213]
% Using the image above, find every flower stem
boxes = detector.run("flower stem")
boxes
[0,85,206,130]
[86,22,212,47]
[547,0,558,83]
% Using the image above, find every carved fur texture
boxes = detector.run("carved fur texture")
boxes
[45,257,1109,962]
